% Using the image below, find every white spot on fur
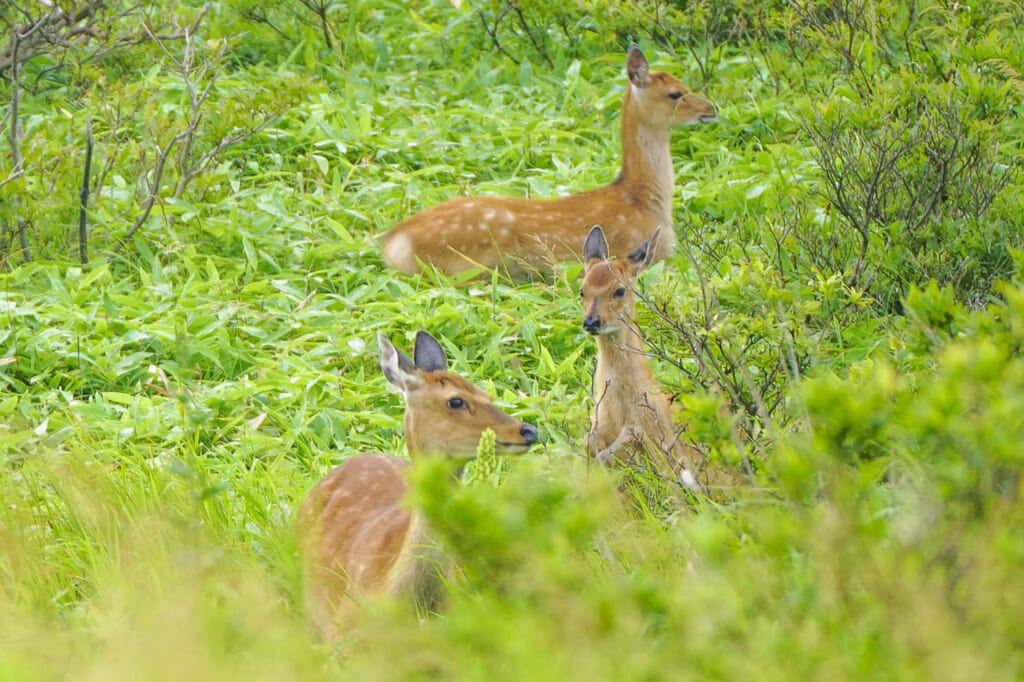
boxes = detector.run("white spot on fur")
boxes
[483,208,496,220]
[383,233,415,273]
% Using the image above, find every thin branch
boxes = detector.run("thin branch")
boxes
[84,9,208,65]
[0,0,107,75]
[511,1,552,68]
[178,113,283,196]
[78,119,93,264]
[238,7,293,42]
[6,27,31,263]
[112,132,183,256]
[0,170,23,190]
[477,6,519,66]
[7,31,23,174]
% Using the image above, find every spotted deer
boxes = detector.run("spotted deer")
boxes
[297,331,539,640]
[382,46,717,277]
[579,225,708,492]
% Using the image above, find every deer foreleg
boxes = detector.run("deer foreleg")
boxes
[593,425,645,466]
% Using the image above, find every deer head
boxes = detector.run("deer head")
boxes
[580,225,658,336]
[378,331,539,458]
[625,45,716,129]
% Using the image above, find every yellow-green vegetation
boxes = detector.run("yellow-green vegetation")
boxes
[2,0,1024,679]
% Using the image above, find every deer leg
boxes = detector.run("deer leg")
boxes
[594,425,645,466]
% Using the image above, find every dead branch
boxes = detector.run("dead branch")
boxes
[113,131,184,255]
[5,24,31,263]
[78,120,93,264]
[477,6,519,66]
[0,1,108,76]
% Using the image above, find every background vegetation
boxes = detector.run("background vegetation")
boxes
[2,0,1023,679]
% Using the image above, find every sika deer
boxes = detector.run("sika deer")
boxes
[382,46,717,277]
[580,225,706,492]
[297,331,539,640]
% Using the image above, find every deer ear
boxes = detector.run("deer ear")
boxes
[626,45,649,88]
[413,331,448,372]
[626,228,660,273]
[583,225,609,263]
[379,333,420,394]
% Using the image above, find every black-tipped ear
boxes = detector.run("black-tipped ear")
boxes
[626,44,649,88]
[583,225,609,262]
[413,331,448,372]
[626,228,660,272]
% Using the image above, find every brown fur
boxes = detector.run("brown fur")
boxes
[580,226,706,491]
[297,332,538,640]
[381,47,716,276]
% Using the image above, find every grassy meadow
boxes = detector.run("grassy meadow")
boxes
[2,0,1024,679]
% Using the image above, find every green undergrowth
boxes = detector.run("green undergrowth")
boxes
[2,0,1024,679]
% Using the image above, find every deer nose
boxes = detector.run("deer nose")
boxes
[583,314,602,334]
[519,423,539,445]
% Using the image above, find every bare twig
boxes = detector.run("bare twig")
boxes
[0,0,107,75]
[295,0,335,51]
[113,133,182,255]
[239,6,293,42]
[78,120,93,264]
[6,27,31,262]
[511,1,552,68]
[626,0,718,87]
[0,170,23,190]
[84,9,208,65]
[7,25,23,173]
[179,116,281,196]
[477,6,519,66]
[91,94,143,203]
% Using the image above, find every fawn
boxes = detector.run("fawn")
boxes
[579,225,706,492]
[382,46,717,277]
[297,331,539,640]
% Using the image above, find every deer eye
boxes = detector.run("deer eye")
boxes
[668,91,684,100]
[614,287,627,298]
[446,397,466,410]
[579,289,585,298]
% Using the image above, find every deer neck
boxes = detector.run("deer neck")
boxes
[405,412,426,460]
[595,321,650,386]
[403,414,466,481]
[615,90,674,217]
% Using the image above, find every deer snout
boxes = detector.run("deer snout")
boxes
[699,103,718,123]
[583,314,602,335]
[519,423,540,446]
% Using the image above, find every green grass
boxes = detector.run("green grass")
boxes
[2,0,1024,679]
